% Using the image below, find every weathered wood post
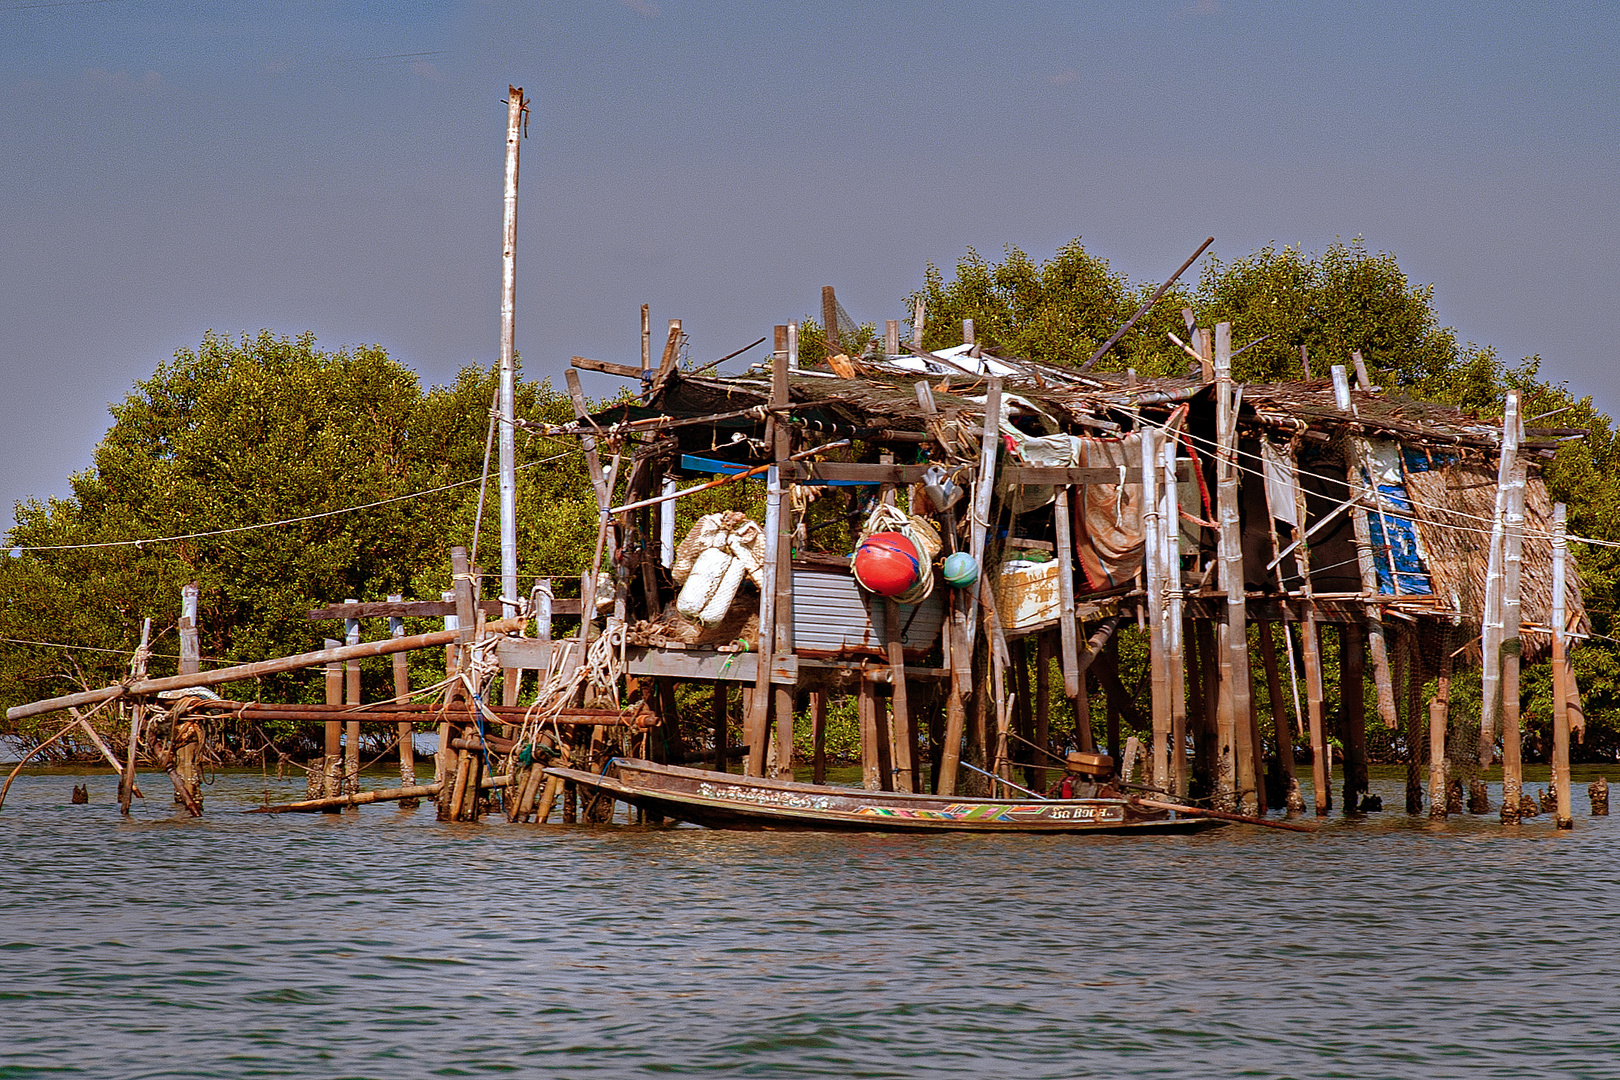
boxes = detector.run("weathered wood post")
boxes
[1213,324,1255,813]
[885,319,900,357]
[498,85,524,652]
[773,325,799,780]
[1259,624,1297,811]
[1552,502,1574,829]
[118,618,151,816]
[1341,623,1369,812]
[1479,389,1521,768]
[1161,425,1188,798]
[1141,423,1171,791]
[323,637,342,811]
[1499,457,1528,823]
[388,594,417,807]
[1333,364,1400,734]
[810,691,826,783]
[1428,625,1454,818]
[744,328,787,777]
[344,601,361,799]
[179,582,200,676]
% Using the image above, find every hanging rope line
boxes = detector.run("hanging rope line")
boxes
[7,447,583,554]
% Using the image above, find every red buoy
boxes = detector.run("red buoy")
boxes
[853,531,921,598]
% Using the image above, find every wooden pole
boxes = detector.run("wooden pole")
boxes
[179,582,200,676]
[1551,502,1573,829]
[1053,487,1082,699]
[859,675,883,790]
[1428,625,1454,818]
[344,603,361,799]
[1140,424,1171,792]
[323,636,342,808]
[810,691,826,784]
[1259,623,1295,811]
[885,320,900,357]
[1302,614,1330,815]
[772,325,797,779]
[1160,424,1188,798]
[388,595,417,807]
[1480,389,1521,765]
[116,619,151,815]
[1499,458,1528,823]
[641,304,651,374]
[498,85,525,634]
[1341,623,1368,812]
[821,287,839,361]
[1214,324,1254,813]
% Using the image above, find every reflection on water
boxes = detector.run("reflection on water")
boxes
[2,769,1617,1078]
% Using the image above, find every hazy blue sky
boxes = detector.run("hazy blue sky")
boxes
[4,0,1616,537]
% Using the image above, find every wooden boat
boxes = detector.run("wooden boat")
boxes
[544,757,1224,834]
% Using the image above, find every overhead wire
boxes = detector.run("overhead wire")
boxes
[7,446,584,554]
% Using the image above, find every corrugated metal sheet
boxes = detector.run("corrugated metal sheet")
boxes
[791,569,945,658]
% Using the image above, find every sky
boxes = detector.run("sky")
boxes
[3,0,1617,538]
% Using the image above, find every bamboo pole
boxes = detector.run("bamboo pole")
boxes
[772,324,798,781]
[1551,502,1573,829]
[1479,389,1521,765]
[1161,426,1188,798]
[1052,487,1081,698]
[745,329,786,778]
[179,582,200,676]
[344,605,361,799]
[249,782,446,814]
[1213,325,1254,813]
[1499,458,1528,824]
[389,595,417,807]
[499,86,525,628]
[1140,424,1170,791]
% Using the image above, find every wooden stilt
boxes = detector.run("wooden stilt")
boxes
[1140,425,1171,793]
[1499,457,1528,824]
[885,599,915,793]
[1053,488,1082,699]
[1403,628,1423,815]
[1092,633,1114,758]
[1479,390,1521,767]
[1301,613,1330,814]
[1259,623,1296,811]
[344,607,361,802]
[1428,625,1454,818]
[1159,430,1187,798]
[322,638,342,813]
[1341,622,1369,812]
[714,683,731,773]
[1551,502,1574,829]
[810,691,826,784]
[860,676,882,791]
[1213,326,1254,813]
[1013,638,1036,788]
[388,596,417,808]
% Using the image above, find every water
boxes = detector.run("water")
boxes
[2,768,1617,1079]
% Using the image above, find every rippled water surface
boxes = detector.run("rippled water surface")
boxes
[2,768,1617,1079]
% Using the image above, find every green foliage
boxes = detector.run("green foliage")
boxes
[907,240,1190,374]
[0,331,600,740]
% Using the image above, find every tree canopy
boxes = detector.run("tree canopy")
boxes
[0,331,597,729]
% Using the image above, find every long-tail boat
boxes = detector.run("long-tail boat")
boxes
[544,757,1224,833]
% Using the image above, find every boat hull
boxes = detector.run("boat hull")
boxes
[544,759,1222,834]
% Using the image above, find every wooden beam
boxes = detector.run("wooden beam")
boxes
[571,355,646,380]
